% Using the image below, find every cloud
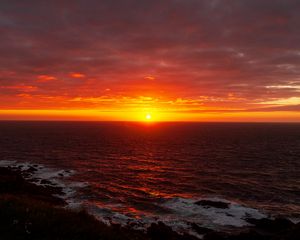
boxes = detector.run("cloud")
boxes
[259,97,300,105]
[249,104,300,112]
[0,84,37,92]
[0,0,299,115]
[37,75,57,82]
[69,72,85,78]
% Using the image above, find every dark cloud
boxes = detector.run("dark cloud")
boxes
[250,104,300,112]
[0,0,299,110]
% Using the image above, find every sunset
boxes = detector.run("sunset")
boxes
[0,1,300,240]
[0,0,299,122]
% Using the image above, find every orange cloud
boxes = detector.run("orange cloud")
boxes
[1,85,37,92]
[70,73,85,78]
[37,75,57,82]
[0,1,300,122]
[144,76,155,80]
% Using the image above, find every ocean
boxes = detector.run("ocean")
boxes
[0,122,299,236]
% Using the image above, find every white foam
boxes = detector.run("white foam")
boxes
[0,160,268,239]
[161,197,266,228]
[0,159,87,201]
[85,203,154,230]
[289,217,300,224]
[82,196,267,239]
[0,160,16,166]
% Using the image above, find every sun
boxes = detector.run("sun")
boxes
[145,113,152,120]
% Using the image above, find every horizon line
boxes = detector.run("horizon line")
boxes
[0,120,300,124]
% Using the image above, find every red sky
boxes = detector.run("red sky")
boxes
[0,0,300,121]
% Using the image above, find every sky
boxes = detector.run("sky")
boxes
[0,0,300,121]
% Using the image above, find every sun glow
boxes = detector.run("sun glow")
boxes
[145,113,152,120]
[0,109,300,122]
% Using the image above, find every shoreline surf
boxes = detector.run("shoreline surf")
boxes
[1,160,299,239]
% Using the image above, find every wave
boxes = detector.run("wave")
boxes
[0,160,270,238]
[160,197,267,235]
[0,160,87,205]
[83,196,267,238]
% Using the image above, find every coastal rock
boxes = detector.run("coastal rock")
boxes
[1,166,299,240]
[0,167,65,206]
[40,179,52,185]
[147,221,197,240]
[194,200,229,209]
[27,166,37,173]
[246,217,295,232]
[190,223,214,235]
[203,217,299,240]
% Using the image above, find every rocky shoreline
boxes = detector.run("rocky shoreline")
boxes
[0,166,299,240]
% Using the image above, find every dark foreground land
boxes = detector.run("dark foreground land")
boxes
[0,166,299,240]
